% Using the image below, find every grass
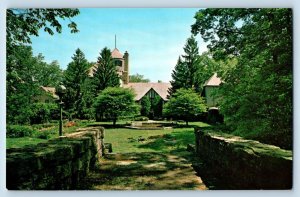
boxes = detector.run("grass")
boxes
[104,127,196,153]
[6,120,210,150]
[6,137,47,149]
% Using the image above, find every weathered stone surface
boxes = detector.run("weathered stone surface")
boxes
[194,127,292,189]
[6,126,105,190]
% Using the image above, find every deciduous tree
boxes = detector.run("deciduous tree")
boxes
[192,8,292,149]
[129,73,150,83]
[93,87,139,126]
[163,88,207,126]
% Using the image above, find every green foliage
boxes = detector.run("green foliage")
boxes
[169,35,201,95]
[93,87,139,125]
[63,48,90,119]
[30,102,58,124]
[134,116,149,121]
[33,59,63,87]
[7,9,79,49]
[92,47,120,92]
[129,73,150,83]
[7,9,79,124]
[6,125,37,138]
[35,130,56,139]
[163,88,207,125]
[151,95,163,118]
[169,36,219,96]
[140,96,151,117]
[7,46,43,124]
[192,8,292,149]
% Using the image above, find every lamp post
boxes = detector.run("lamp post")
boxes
[55,85,66,137]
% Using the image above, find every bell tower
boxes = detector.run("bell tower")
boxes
[123,51,129,85]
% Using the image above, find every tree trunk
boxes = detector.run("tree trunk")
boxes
[186,120,188,126]
[113,119,117,127]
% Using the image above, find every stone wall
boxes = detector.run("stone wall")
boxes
[6,127,105,190]
[194,127,292,189]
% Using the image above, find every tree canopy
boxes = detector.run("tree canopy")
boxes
[192,8,292,149]
[92,47,120,92]
[129,73,150,83]
[6,46,62,124]
[93,87,139,126]
[6,9,80,124]
[63,48,90,119]
[163,88,207,125]
[169,36,201,95]
[7,9,79,49]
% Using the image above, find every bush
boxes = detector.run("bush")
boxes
[35,130,56,139]
[30,103,58,124]
[134,116,149,121]
[6,125,37,138]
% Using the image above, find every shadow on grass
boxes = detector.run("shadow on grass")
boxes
[79,152,206,190]
[137,129,195,152]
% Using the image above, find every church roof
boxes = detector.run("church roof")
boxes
[204,73,222,86]
[123,82,171,101]
[111,48,124,59]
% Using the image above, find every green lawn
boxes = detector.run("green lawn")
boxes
[6,121,211,150]
[104,128,194,153]
[6,137,47,149]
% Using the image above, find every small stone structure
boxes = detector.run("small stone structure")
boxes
[6,127,105,190]
[194,127,292,189]
[126,121,174,130]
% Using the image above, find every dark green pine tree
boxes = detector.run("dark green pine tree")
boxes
[92,47,120,93]
[169,56,188,95]
[169,35,201,95]
[63,48,90,119]
[182,35,201,92]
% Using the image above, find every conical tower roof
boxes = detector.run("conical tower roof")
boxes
[111,48,123,59]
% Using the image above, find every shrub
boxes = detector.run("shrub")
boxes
[35,130,56,139]
[6,125,37,138]
[134,116,149,121]
[30,102,58,124]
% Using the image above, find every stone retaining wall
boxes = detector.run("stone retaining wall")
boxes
[194,127,292,189]
[6,127,104,190]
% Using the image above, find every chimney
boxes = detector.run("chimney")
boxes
[123,51,129,84]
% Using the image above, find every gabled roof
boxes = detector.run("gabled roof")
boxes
[111,48,124,59]
[41,86,59,99]
[204,73,222,86]
[123,82,171,101]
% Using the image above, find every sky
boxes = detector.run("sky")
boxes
[30,8,208,83]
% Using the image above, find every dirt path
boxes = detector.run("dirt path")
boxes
[81,152,207,190]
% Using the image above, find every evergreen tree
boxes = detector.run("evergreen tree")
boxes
[92,47,120,93]
[63,48,90,119]
[169,36,202,95]
[169,57,188,95]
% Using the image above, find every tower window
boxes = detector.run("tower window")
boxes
[114,60,122,67]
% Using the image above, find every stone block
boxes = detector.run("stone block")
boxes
[6,126,105,190]
[194,127,292,189]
